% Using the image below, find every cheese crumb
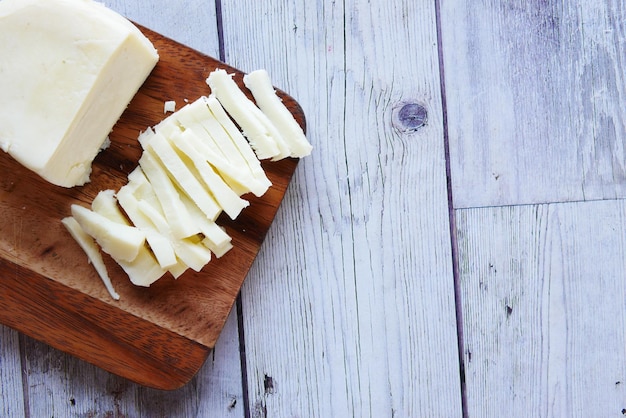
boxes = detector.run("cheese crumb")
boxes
[164,100,176,113]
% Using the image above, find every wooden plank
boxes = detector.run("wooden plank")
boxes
[106,0,220,54]
[221,1,462,416]
[0,326,24,418]
[441,0,626,208]
[456,202,626,416]
[21,308,243,417]
[193,308,245,416]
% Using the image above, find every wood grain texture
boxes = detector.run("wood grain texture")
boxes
[441,0,626,208]
[0,264,209,389]
[0,326,24,418]
[21,308,243,417]
[221,0,462,416]
[0,22,302,390]
[105,0,220,55]
[456,202,626,417]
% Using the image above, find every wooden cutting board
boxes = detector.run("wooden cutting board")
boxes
[0,25,304,390]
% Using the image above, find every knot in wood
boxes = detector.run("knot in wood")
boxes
[392,101,427,133]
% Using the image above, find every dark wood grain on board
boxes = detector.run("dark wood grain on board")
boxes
[0,24,304,390]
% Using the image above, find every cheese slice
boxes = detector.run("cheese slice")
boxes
[138,147,201,239]
[178,193,232,253]
[142,129,222,221]
[134,197,211,273]
[0,0,158,187]
[243,70,313,157]
[61,216,120,300]
[71,204,145,263]
[171,129,250,220]
[90,189,166,286]
[206,69,290,160]
[123,168,189,278]
[167,101,224,153]
[204,95,272,187]
[117,184,178,269]
[179,127,268,197]
[172,236,213,272]
[178,97,252,170]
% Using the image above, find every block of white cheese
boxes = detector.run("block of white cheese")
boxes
[0,0,159,187]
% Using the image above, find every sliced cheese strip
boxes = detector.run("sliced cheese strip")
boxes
[62,216,120,300]
[126,166,163,210]
[179,192,232,252]
[138,144,200,239]
[180,128,268,197]
[117,183,178,269]
[71,204,145,263]
[90,190,166,287]
[0,0,159,187]
[179,125,248,195]
[153,115,182,140]
[206,69,289,160]
[124,169,193,278]
[143,129,221,221]
[202,236,233,258]
[131,185,213,272]
[117,187,187,277]
[177,97,265,184]
[136,198,211,272]
[204,95,272,187]
[169,98,232,161]
[116,246,168,286]
[173,236,212,272]
[165,258,189,279]
[243,70,313,157]
[158,101,255,195]
[171,129,249,219]
[156,107,228,162]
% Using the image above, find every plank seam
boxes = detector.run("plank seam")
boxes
[18,333,31,418]
[434,0,468,416]
[453,196,626,211]
[214,2,249,416]
[215,0,226,62]
[236,294,251,418]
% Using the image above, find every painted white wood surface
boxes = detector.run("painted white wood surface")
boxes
[219,0,462,416]
[3,0,626,417]
[0,327,24,417]
[18,309,243,417]
[105,0,220,55]
[441,0,626,208]
[456,202,626,417]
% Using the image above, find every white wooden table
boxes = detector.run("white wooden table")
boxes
[3,1,626,416]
